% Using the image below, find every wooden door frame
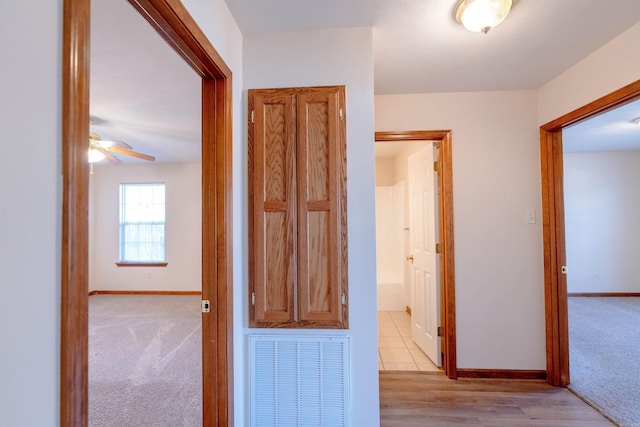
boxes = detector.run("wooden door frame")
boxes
[375,130,457,379]
[540,79,640,387]
[61,0,234,425]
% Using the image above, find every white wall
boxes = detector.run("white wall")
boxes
[564,151,640,293]
[375,157,395,186]
[376,91,546,370]
[0,1,61,425]
[243,27,379,426]
[538,21,640,125]
[89,162,201,292]
[376,184,405,311]
[376,156,405,311]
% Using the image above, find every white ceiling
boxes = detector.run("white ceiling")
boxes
[90,0,201,163]
[564,99,640,153]
[90,0,640,164]
[225,0,640,94]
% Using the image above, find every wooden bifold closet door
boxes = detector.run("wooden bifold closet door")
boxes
[248,85,348,329]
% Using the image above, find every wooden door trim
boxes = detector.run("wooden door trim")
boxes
[61,1,90,423]
[61,0,233,425]
[540,79,640,387]
[375,130,457,379]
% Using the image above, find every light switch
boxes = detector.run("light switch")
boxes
[525,209,536,224]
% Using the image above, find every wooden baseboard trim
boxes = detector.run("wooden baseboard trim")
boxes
[406,306,411,315]
[568,292,640,297]
[88,290,202,296]
[457,369,546,380]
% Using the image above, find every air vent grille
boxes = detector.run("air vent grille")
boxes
[249,335,350,427]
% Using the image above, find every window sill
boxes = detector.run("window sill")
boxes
[116,262,168,267]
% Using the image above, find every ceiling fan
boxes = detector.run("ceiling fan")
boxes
[88,132,156,164]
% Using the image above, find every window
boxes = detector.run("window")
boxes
[119,183,166,263]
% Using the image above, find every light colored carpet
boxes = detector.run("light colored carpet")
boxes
[568,297,640,427]
[89,295,202,426]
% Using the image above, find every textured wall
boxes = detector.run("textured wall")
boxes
[89,162,202,292]
[243,27,379,426]
[376,90,546,370]
[565,151,640,293]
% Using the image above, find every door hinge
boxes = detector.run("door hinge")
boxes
[341,292,346,305]
[436,243,442,254]
[434,161,439,172]
[339,108,344,121]
[437,326,444,337]
[251,110,255,123]
[201,300,210,313]
[251,292,256,306]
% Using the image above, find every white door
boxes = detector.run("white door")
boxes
[408,144,441,366]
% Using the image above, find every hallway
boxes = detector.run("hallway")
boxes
[379,371,613,426]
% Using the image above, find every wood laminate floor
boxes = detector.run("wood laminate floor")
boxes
[380,371,614,426]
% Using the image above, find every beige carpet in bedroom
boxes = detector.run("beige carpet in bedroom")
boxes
[568,296,640,427]
[89,294,202,426]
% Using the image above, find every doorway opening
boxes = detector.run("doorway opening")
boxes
[375,140,439,371]
[88,2,204,421]
[375,130,456,379]
[61,0,233,425]
[540,79,640,389]
[541,81,640,425]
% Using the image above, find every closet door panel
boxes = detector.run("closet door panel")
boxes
[264,210,294,315]
[249,85,348,328]
[249,90,297,325]
[302,210,333,319]
[305,101,329,200]
[297,88,341,324]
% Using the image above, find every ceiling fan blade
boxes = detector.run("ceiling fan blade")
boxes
[97,148,121,164]
[101,140,133,150]
[107,146,156,162]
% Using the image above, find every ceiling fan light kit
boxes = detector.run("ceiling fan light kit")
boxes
[88,148,106,163]
[455,0,513,34]
[88,131,156,164]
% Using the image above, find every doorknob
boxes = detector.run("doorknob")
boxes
[406,255,414,263]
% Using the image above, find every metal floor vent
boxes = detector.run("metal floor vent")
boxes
[249,335,350,427]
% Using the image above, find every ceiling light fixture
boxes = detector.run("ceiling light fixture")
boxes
[455,0,513,34]
[88,148,106,163]
[633,117,640,125]
[88,132,105,163]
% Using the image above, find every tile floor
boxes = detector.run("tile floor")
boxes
[378,311,441,372]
